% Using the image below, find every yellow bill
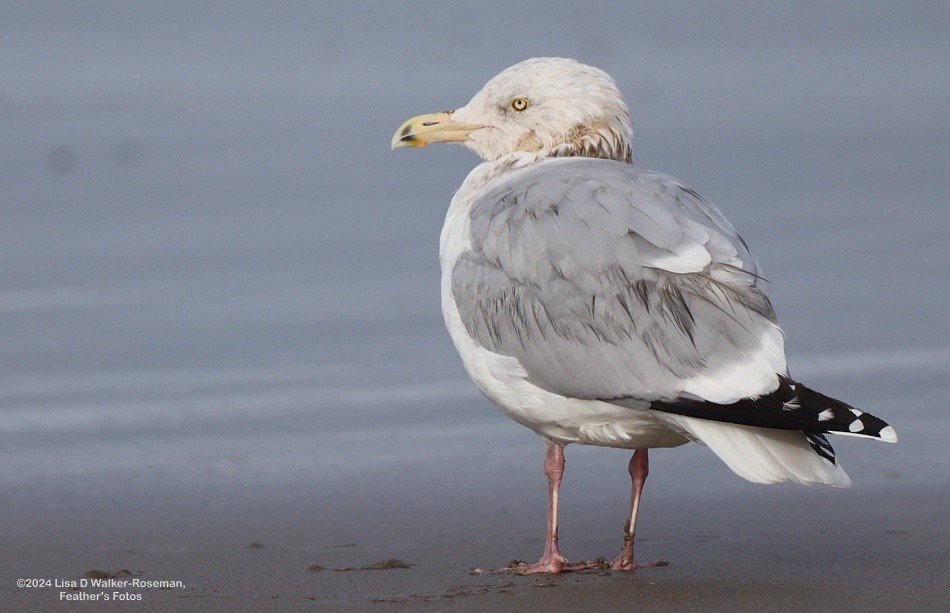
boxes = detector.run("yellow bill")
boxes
[391,111,483,149]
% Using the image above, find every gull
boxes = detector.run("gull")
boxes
[392,57,896,574]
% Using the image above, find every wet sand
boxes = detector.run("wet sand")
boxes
[3,492,947,611]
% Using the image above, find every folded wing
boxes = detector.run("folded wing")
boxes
[453,157,786,405]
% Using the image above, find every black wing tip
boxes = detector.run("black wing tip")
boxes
[645,375,897,443]
[828,419,898,443]
[783,376,897,443]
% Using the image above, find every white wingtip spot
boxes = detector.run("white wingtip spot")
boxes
[849,419,864,433]
[849,408,864,417]
[818,409,834,422]
[879,425,898,443]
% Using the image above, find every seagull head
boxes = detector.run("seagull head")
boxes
[392,57,633,163]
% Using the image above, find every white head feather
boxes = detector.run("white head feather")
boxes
[450,58,633,163]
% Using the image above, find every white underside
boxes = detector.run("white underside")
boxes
[439,165,851,488]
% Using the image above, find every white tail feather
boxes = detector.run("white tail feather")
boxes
[659,414,852,487]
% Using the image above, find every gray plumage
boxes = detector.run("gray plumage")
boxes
[452,157,779,403]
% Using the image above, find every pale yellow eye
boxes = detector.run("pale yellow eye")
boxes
[510,97,530,111]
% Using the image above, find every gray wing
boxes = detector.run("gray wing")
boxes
[451,157,787,404]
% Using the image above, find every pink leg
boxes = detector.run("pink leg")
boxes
[612,449,667,570]
[523,441,569,572]
[473,442,602,575]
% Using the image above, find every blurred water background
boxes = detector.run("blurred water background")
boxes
[2,1,948,555]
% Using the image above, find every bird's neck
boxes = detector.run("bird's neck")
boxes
[547,122,633,163]
[462,125,633,200]
[460,153,543,192]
